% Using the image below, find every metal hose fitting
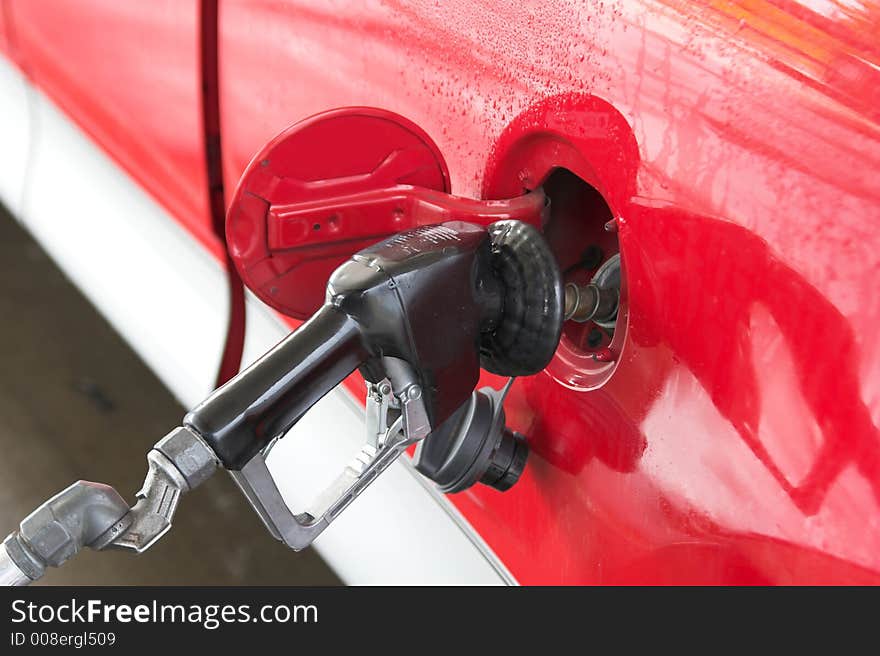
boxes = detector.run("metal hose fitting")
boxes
[0,427,217,585]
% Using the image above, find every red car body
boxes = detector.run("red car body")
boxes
[1,0,878,584]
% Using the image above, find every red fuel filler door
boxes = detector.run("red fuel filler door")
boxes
[226,107,547,319]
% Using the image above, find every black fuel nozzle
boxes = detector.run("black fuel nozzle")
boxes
[180,218,561,548]
[185,219,563,475]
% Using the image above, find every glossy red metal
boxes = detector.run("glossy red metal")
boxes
[0,4,10,59]
[6,0,880,585]
[6,0,221,257]
[4,0,245,387]
[219,0,880,584]
[227,107,545,319]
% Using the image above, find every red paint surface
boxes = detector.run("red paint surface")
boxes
[5,0,879,584]
[0,3,9,58]
[200,0,245,386]
[7,0,222,258]
[226,106,547,320]
[6,0,245,386]
[226,107,450,318]
[218,0,880,584]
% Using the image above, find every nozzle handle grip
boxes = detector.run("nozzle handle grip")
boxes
[185,305,368,470]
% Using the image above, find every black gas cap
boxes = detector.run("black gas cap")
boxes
[413,381,527,494]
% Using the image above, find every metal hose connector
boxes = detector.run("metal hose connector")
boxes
[0,542,34,586]
[2,480,132,585]
[1,426,218,585]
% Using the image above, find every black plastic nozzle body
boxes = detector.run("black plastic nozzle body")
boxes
[184,221,504,471]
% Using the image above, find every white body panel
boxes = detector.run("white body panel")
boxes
[0,54,512,585]
[0,52,30,216]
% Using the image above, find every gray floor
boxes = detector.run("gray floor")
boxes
[0,205,340,585]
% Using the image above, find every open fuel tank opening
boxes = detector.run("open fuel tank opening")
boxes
[542,168,627,389]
